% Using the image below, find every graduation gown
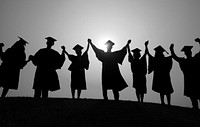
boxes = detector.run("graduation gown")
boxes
[129,54,147,94]
[148,55,174,94]
[92,45,128,91]
[0,46,26,89]
[177,56,200,98]
[68,52,89,90]
[193,52,200,98]
[32,48,65,91]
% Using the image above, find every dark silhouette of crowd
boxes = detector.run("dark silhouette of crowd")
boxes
[0,36,200,109]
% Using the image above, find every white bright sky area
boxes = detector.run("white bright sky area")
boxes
[0,0,200,108]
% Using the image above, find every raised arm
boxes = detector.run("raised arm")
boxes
[144,40,149,55]
[87,38,98,51]
[123,39,131,50]
[144,40,153,58]
[61,45,69,56]
[169,43,181,62]
[85,40,90,53]
[127,40,134,63]
[127,42,131,55]
[88,38,106,62]
[0,43,4,59]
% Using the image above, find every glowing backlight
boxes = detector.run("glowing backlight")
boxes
[97,37,114,52]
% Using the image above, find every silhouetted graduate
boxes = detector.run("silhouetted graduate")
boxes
[0,37,29,97]
[128,41,148,102]
[193,38,200,108]
[62,42,89,99]
[0,43,4,56]
[88,39,130,101]
[29,37,65,98]
[170,43,200,109]
[147,44,174,105]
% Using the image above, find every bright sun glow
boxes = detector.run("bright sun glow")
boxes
[97,37,114,52]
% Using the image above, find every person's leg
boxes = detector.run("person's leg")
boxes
[77,89,82,99]
[42,90,49,98]
[136,90,140,102]
[34,89,41,98]
[1,88,9,98]
[71,88,75,99]
[113,90,119,101]
[166,94,171,106]
[102,88,108,100]
[141,93,144,103]
[160,94,165,105]
[190,97,198,109]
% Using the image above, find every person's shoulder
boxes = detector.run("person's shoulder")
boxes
[194,52,200,57]
[37,48,46,52]
[50,48,59,53]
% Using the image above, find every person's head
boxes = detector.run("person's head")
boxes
[195,38,200,43]
[154,45,168,58]
[45,37,57,49]
[0,43,4,48]
[181,46,193,58]
[73,44,83,56]
[11,37,28,51]
[131,48,141,59]
[105,40,114,53]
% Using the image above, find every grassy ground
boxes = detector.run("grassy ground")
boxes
[0,97,200,127]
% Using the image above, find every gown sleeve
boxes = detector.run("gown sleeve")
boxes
[67,54,75,71]
[31,49,41,66]
[57,51,66,69]
[113,46,127,65]
[128,53,134,63]
[90,43,105,62]
[140,54,147,74]
[82,51,90,70]
[148,54,154,74]
[165,56,173,72]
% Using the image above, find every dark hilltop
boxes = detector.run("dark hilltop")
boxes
[0,97,200,127]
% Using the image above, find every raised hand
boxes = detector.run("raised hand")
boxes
[87,38,92,44]
[125,39,131,47]
[86,40,90,52]
[61,45,66,51]
[127,39,131,45]
[145,40,149,46]
[170,43,174,50]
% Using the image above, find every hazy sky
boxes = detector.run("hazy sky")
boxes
[0,0,200,108]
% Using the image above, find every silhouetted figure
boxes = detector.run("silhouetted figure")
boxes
[193,38,200,109]
[0,43,4,57]
[0,37,29,97]
[0,43,5,88]
[29,37,65,98]
[170,42,199,109]
[128,41,148,102]
[147,44,174,105]
[88,39,130,101]
[62,42,89,99]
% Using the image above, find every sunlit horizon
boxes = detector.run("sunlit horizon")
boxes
[1,0,200,108]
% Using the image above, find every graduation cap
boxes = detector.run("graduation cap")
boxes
[45,36,57,42]
[154,45,169,54]
[181,46,193,52]
[18,36,29,44]
[131,48,141,53]
[105,40,115,47]
[73,44,83,51]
